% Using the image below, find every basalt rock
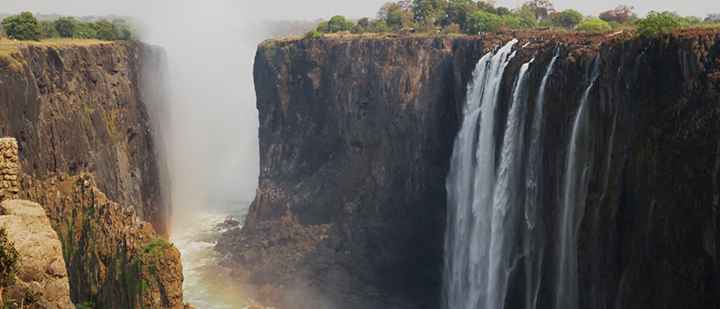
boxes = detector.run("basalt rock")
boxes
[220,30,720,308]
[0,42,182,308]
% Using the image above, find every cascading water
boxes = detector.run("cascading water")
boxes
[444,39,517,309]
[523,49,559,309]
[446,45,602,309]
[554,57,601,309]
[445,39,545,309]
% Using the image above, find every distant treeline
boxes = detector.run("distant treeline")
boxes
[0,12,135,41]
[307,0,720,38]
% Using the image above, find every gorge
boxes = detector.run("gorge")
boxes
[0,8,719,309]
[218,29,720,308]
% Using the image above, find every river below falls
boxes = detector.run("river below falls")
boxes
[171,204,257,309]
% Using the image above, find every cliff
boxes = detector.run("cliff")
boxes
[0,41,183,308]
[218,29,720,308]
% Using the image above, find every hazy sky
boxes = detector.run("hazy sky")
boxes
[1,0,718,19]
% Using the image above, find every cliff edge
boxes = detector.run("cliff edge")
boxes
[219,29,720,308]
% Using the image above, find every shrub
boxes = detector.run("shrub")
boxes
[575,18,612,33]
[1,12,41,40]
[551,9,583,28]
[465,10,503,34]
[0,228,19,288]
[305,29,323,39]
[636,11,684,37]
[75,22,98,39]
[54,17,77,38]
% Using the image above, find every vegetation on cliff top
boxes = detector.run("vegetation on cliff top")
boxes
[0,12,135,41]
[305,0,720,39]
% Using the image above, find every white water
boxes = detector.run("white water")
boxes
[444,39,525,309]
[171,204,257,309]
[522,49,559,309]
[554,58,601,309]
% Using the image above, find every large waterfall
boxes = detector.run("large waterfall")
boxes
[445,42,600,309]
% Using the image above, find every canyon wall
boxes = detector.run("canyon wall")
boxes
[220,30,720,308]
[0,42,183,308]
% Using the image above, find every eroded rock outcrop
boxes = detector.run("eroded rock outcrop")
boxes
[219,30,720,308]
[0,199,73,309]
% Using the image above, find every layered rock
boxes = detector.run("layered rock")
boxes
[0,199,73,309]
[0,41,182,308]
[0,41,167,234]
[0,139,19,201]
[220,30,720,308]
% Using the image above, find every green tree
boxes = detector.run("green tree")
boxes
[39,21,59,38]
[74,22,98,39]
[94,20,117,40]
[326,15,354,33]
[636,11,685,37]
[412,0,448,26]
[465,10,503,34]
[575,18,612,33]
[442,0,477,30]
[1,12,41,41]
[521,0,555,20]
[112,19,134,40]
[54,17,77,38]
[550,9,583,28]
[379,2,414,30]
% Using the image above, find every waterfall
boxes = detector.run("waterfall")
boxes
[554,58,601,309]
[445,39,540,309]
[444,39,517,309]
[523,49,559,309]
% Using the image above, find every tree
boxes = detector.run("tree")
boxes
[39,21,59,38]
[521,0,555,20]
[378,2,414,30]
[54,17,77,38]
[74,22,98,39]
[465,10,503,34]
[327,16,354,33]
[94,20,117,40]
[636,11,684,37]
[1,12,41,40]
[599,5,637,24]
[575,18,612,33]
[550,9,583,28]
[442,0,481,31]
[412,0,448,26]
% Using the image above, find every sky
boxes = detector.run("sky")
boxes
[1,0,718,19]
[0,0,717,219]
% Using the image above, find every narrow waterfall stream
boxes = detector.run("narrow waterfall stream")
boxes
[445,43,601,309]
[554,58,601,309]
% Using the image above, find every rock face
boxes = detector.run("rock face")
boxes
[0,42,168,235]
[0,199,73,309]
[0,42,182,308]
[219,30,720,308]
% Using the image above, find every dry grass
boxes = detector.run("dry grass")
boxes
[0,37,110,70]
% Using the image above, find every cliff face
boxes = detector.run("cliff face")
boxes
[220,30,720,308]
[0,41,167,235]
[0,42,182,308]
